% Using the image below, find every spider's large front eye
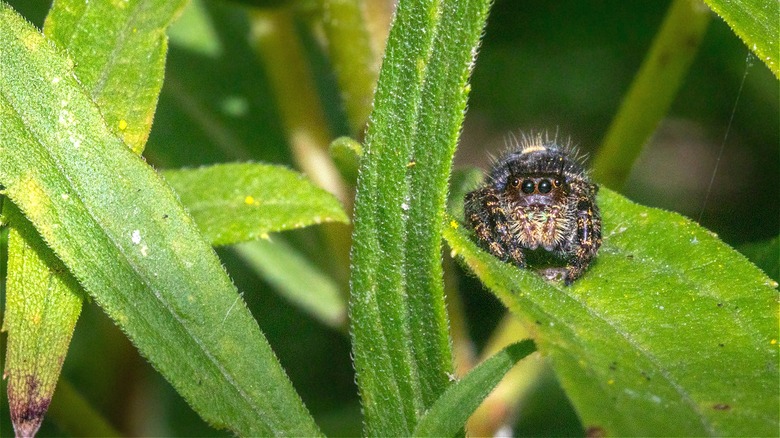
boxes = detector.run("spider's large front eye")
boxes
[521,179,535,194]
[538,179,552,194]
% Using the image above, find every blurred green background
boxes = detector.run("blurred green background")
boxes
[2,0,777,436]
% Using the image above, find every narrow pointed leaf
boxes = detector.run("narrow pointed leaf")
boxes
[0,6,320,436]
[2,203,83,438]
[702,0,779,79]
[4,0,188,434]
[349,0,491,434]
[162,163,349,246]
[413,340,536,437]
[43,0,189,153]
[444,189,778,436]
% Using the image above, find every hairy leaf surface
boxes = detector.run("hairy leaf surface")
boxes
[0,7,320,435]
[348,0,491,434]
[444,188,779,436]
[162,163,348,246]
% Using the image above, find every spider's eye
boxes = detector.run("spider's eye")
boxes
[538,179,552,194]
[552,177,563,187]
[521,179,535,194]
[510,177,521,188]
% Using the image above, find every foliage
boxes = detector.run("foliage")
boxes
[0,0,777,436]
[444,186,778,436]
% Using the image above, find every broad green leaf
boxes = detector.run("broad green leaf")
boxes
[43,0,189,154]
[161,163,348,246]
[4,0,188,434]
[233,238,347,330]
[443,189,779,436]
[0,6,320,436]
[702,0,779,79]
[592,0,710,188]
[348,0,491,434]
[1,203,83,438]
[413,340,536,437]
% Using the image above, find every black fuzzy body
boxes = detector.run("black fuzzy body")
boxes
[464,134,601,284]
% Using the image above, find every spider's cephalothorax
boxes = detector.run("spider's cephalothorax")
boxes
[464,133,601,285]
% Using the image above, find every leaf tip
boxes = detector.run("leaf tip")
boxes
[8,375,51,438]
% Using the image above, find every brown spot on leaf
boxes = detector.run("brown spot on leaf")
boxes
[713,403,731,411]
[7,375,52,438]
[586,426,606,437]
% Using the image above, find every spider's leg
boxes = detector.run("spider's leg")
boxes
[564,197,602,285]
[465,187,526,267]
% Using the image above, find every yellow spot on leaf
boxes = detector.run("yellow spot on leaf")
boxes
[772,339,777,346]
[118,119,128,131]
[608,379,614,385]
[450,220,459,229]
[244,195,255,205]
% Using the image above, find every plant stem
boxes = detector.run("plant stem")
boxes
[249,7,352,287]
[592,0,710,189]
[47,380,121,437]
[466,315,547,436]
[319,0,380,137]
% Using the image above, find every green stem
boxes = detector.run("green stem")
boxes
[249,7,352,287]
[319,0,379,137]
[466,315,547,436]
[443,253,476,378]
[47,379,121,437]
[592,0,710,189]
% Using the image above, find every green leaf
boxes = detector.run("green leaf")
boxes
[3,0,188,434]
[443,189,779,436]
[161,163,349,246]
[348,0,491,434]
[233,238,347,330]
[413,340,536,437]
[43,0,189,154]
[592,0,710,188]
[1,203,84,438]
[702,0,779,79]
[0,6,320,436]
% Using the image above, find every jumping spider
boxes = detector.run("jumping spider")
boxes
[464,134,601,285]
